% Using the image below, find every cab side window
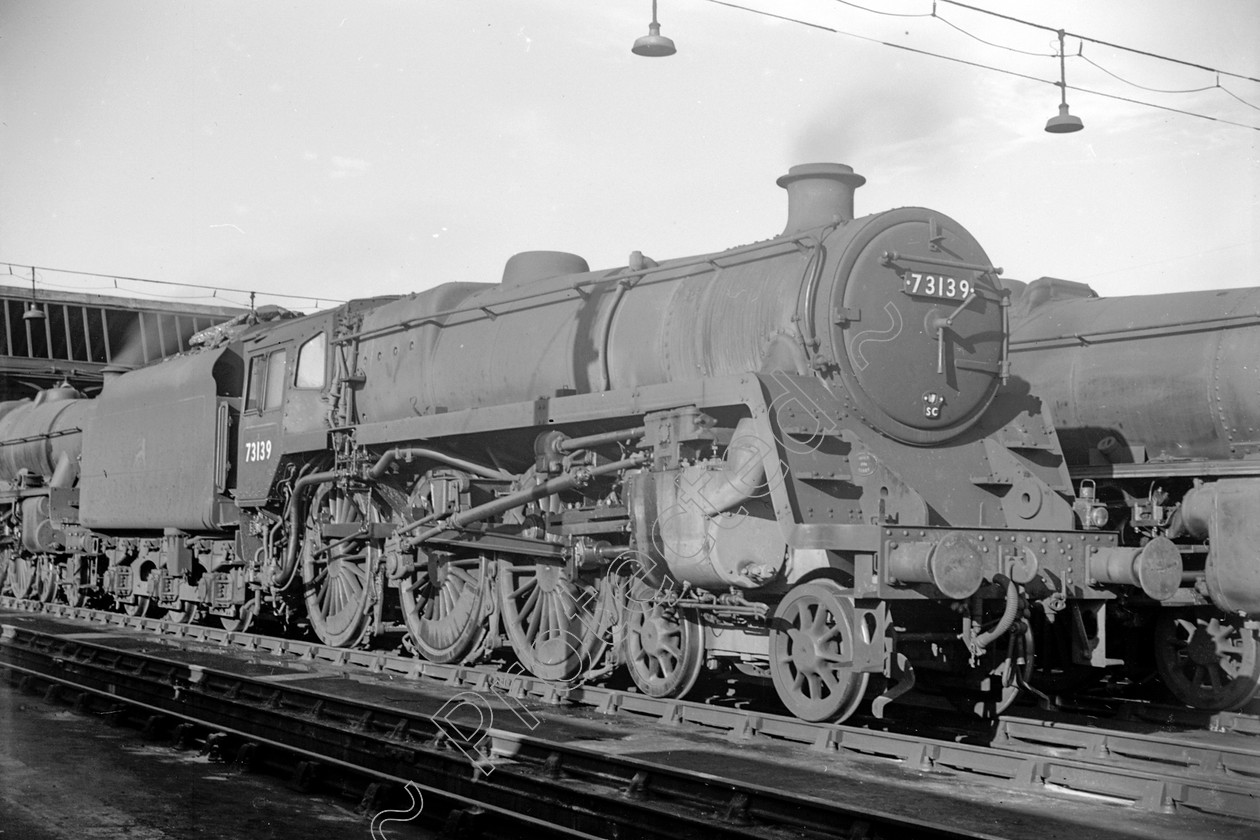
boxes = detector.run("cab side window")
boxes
[294,333,326,389]
[264,350,287,409]
[245,356,264,412]
[245,349,288,413]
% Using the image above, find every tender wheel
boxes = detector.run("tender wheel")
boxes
[121,559,157,617]
[13,555,60,603]
[622,579,705,699]
[301,485,382,648]
[34,557,59,603]
[8,554,42,600]
[770,579,871,722]
[1154,608,1260,711]
[497,557,614,681]
[399,552,492,664]
[56,558,88,607]
[164,600,201,625]
[219,599,258,633]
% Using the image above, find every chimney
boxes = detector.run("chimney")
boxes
[776,163,866,235]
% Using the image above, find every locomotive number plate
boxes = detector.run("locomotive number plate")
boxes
[244,439,273,463]
[903,272,972,301]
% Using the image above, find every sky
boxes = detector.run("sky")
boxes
[0,0,1257,311]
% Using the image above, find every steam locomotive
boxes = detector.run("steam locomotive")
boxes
[0,164,1183,722]
[1007,277,1260,711]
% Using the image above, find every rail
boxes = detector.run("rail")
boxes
[2,596,1257,826]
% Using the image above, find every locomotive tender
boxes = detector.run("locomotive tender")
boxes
[1008,278,1260,710]
[0,164,1183,721]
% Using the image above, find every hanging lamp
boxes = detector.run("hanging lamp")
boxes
[1045,30,1084,133]
[632,0,676,57]
[22,267,45,321]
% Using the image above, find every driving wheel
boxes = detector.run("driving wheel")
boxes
[301,485,382,648]
[399,552,493,664]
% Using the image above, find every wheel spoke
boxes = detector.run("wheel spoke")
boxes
[511,576,536,600]
[524,591,544,642]
[817,626,842,645]
[1174,618,1197,637]
[448,565,476,588]
[809,603,828,636]
[518,584,541,622]
[1208,666,1224,691]
[549,590,569,638]
[805,670,823,700]
[820,667,841,692]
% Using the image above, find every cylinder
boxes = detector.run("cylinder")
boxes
[1174,479,1260,615]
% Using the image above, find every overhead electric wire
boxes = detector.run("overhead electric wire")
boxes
[933,0,1260,110]
[699,0,1260,132]
[936,0,1260,85]
[931,12,1055,58]
[1076,53,1216,96]
[703,0,838,33]
[827,0,931,19]
[1219,86,1260,113]
[30,277,256,309]
[1,261,344,307]
[1069,84,1260,131]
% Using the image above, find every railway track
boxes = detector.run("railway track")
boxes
[1,596,1257,838]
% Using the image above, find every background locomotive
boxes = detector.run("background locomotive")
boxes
[1006,277,1260,710]
[0,164,1182,722]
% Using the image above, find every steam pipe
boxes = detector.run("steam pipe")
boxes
[554,427,646,453]
[595,278,631,392]
[271,470,340,588]
[677,418,768,517]
[367,447,511,482]
[50,452,76,489]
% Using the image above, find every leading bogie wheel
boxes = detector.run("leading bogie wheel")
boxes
[301,485,383,648]
[1153,608,1260,711]
[622,579,705,699]
[769,579,871,723]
